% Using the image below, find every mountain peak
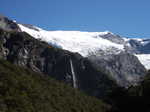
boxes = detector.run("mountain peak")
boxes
[0,15,21,31]
[1,16,150,70]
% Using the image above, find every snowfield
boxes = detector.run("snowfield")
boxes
[18,24,124,56]
[18,24,150,70]
[135,54,150,70]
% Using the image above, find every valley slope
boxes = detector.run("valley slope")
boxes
[0,15,147,89]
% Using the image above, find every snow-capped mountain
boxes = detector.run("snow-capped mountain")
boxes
[0,15,147,87]
[124,38,150,69]
[18,24,124,56]
[18,24,150,70]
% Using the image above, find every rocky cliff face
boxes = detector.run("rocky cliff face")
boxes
[0,15,21,32]
[0,29,117,98]
[99,32,125,44]
[88,52,146,86]
[122,38,150,54]
[0,15,147,97]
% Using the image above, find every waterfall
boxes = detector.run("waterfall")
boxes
[70,59,77,88]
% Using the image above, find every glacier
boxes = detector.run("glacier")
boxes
[18,24,124,56]
[18,24,150,70]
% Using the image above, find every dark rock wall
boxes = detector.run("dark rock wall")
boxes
[0,29,117,98]
[88,52,146,87]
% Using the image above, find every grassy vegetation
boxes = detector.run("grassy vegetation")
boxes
[0,59,109,112]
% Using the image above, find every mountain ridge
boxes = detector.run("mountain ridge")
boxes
[0,15,147,87]
[0,15,150,112]
[17,23,150,70]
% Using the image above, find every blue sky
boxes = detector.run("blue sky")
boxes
[1,0,150,38]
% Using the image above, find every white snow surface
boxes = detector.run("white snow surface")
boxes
[135,54,150,70]
[18,24,124,56]
[18,24,150,70]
